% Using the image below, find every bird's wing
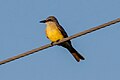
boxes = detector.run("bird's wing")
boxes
[57,24,72,45]
[56,24,68,38]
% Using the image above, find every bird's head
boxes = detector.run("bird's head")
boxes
[40,16,58,23]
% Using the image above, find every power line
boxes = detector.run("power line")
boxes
[0,18,120,65]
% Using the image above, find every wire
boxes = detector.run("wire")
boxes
[0,18,120,65]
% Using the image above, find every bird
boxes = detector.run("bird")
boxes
[40,16,85,62]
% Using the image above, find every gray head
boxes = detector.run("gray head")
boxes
[40,16,59,23]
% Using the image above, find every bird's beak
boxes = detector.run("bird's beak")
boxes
[40,20,47,23]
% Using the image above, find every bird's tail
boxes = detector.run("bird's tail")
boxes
[66,46,85,62]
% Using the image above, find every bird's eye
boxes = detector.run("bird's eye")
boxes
[47,19,52,22]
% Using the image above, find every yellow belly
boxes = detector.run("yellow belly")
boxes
[46,23,64,42]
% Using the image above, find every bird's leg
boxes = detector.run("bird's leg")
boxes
[50,42,54,46]
[56,39,61,46]
[56,39,60,42]
[51,39,60,46]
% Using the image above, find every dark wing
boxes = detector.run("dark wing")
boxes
[56,24,68,38]
[56,23,72,46]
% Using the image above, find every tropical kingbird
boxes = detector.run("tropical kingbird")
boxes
[40,16,85,62]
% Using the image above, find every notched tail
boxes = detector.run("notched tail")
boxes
[67,46,85,62]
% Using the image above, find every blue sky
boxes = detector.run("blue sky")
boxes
[0,0,120,80]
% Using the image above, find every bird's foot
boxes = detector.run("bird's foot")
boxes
[56,39,60,42]
[50,39,60,46]
[51,42,54,46]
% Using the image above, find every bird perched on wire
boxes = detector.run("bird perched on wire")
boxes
[40,16,85,62]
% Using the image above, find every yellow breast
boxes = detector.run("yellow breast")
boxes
[45,22,64,42]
